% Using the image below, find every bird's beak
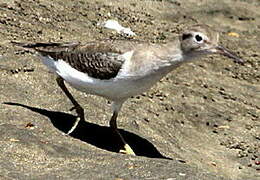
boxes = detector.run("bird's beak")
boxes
[210,45,244,64]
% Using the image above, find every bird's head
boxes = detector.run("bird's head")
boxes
[180,24,243,64]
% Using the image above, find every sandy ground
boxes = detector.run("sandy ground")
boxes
[0,0,259,179]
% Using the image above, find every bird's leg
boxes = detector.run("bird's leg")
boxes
[56,76,84,134]
[109,102,135,155]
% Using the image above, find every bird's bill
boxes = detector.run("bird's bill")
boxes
[211,45,244,64]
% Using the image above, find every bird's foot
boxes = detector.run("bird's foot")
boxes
[64,105,84,135]
[64,117,81,135]
[119,144,136,155]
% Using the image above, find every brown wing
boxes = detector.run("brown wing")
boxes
[13,41,130,80]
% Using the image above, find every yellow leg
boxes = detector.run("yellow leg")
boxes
[110,102,136,155]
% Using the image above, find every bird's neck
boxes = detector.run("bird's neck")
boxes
[157,41,202,68]
[143,41,202,79]
[154,41,185,68]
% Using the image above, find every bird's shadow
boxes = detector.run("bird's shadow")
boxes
[3,102,171,159]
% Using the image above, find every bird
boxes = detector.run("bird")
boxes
[12,24,244,155]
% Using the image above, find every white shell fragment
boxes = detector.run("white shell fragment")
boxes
[99,19,136,36]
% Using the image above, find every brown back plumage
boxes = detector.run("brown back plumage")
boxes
[12,41,128,80]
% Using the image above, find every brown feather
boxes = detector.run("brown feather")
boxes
[12,40,136,80]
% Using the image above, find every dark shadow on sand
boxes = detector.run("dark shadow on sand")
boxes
[3,102,171,159]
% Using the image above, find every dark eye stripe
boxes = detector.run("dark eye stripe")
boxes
[182,33,192,40]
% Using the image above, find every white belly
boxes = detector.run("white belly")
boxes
[41,56,161,101]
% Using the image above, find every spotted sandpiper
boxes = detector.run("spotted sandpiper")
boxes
[12,24,243,155]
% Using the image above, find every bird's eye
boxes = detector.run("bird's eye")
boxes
[195,34,203,42]
[182,33,192,40]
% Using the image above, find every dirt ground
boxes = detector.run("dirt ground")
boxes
[0,0,259,179]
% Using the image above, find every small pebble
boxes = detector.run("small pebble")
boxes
[228,32,239,38]
[179,173,186,176]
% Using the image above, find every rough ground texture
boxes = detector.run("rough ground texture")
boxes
[0,0,259,179]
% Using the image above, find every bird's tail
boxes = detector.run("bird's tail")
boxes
[11,41,80,53]
[11,41,79,48]
[11,41,41,48]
